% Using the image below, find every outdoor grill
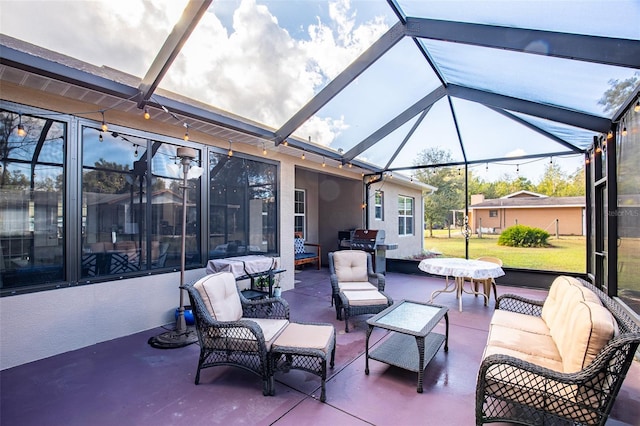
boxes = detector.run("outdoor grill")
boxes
[349,229,397,274]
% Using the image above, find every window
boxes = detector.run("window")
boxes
[374,190,384,220]
[398,196,414,236]
[81,128,201,278]
[489,210,498,217]
[209,151,278,258]
[294,189,306,236]
[0,111,65,289]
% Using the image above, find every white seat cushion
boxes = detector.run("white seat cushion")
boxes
[272,323,334,353]
[342,289,388,306]
[338,281,377,291]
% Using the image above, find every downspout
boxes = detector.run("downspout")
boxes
[364,173,383,229]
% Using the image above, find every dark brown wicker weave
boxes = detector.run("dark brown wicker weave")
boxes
[476,277,640,426]
[328,251,386,320]
[182,281,290,396]
[338,291,393,332]
[270,322,336,402]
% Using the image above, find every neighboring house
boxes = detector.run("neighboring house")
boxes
[470,190,586,236]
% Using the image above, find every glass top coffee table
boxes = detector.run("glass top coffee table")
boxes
[365,300,449,393]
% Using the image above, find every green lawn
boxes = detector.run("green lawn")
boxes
[423,230,586,273]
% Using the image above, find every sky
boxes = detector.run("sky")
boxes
[2,0,637,184]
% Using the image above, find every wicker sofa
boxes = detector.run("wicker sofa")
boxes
[476,276,640,426]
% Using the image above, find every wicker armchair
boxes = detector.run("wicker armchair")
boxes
[328,250,392,332]
[183,272,290,396]
[476,278,640,426]
[328,250,385,314]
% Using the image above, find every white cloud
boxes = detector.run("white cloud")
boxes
[2,0,388,146]
[161,0,388,144]
[505,148,527,157]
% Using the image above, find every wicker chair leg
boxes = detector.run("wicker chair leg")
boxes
[195,365,202,385]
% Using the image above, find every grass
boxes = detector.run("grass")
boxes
[423,230,586,273]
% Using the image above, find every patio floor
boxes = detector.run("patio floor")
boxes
[2,268,639,426]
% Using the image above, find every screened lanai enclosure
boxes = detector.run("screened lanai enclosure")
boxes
[0,0,639,321]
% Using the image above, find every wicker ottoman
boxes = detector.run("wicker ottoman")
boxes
[339,289,393,332]
[270,322,336,402]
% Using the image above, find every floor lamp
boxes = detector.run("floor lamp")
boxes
[149,147,202,349]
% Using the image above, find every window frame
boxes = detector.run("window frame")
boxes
[374,190,384,221]
[208,148,279,260]
[398,195,414,236]
[294,188,306,238]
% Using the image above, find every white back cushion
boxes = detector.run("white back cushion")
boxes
[333,250,368,282]
[557,301,617,373]
[194,272,242,321]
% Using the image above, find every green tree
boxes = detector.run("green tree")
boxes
[535,163,569,196]
[83,159,128,194]
[598,72,640,113]
[413,148,464,236]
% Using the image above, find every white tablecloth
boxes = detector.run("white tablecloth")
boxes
[206,255,277,278]
[418,258,504,280]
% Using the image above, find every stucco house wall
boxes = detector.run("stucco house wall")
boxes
[368,177,433,259]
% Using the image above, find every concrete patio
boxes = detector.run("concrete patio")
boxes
[2,268,639,426]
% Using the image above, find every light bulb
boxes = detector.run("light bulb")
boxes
[99,133,103,142]
[17,124,26,137]
[635,101,640,112]
[622,127,627,136]
[100,111,108,132]
[144,107,150,120]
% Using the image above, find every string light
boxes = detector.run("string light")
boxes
[635,100,640,113]
[348,163,352,168]
[549,156,553,164]
[301,150,305,160]
[322,157,326,167]
[16,114,26,137]
[183,123,189,141]
[516,164,520,173]
[134,145,138,157]
[283,140,288,147]
[607,130,613,139]
[621,122,627,136]
[101,111,108,132]
[262,142,267,156]
[143,107,150,120]
[99,133,103,142]
[227,140,233,157]
[485,162,488,172]
[338,162,343,169]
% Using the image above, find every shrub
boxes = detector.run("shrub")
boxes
[498,225,550,248]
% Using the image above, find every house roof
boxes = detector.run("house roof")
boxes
[471,195,585,209]
[501,190,548,199]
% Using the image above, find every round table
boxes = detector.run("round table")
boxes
[418,258,505,311]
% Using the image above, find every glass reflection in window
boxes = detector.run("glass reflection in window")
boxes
[209,152,278,259]
[0,111,65,289]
